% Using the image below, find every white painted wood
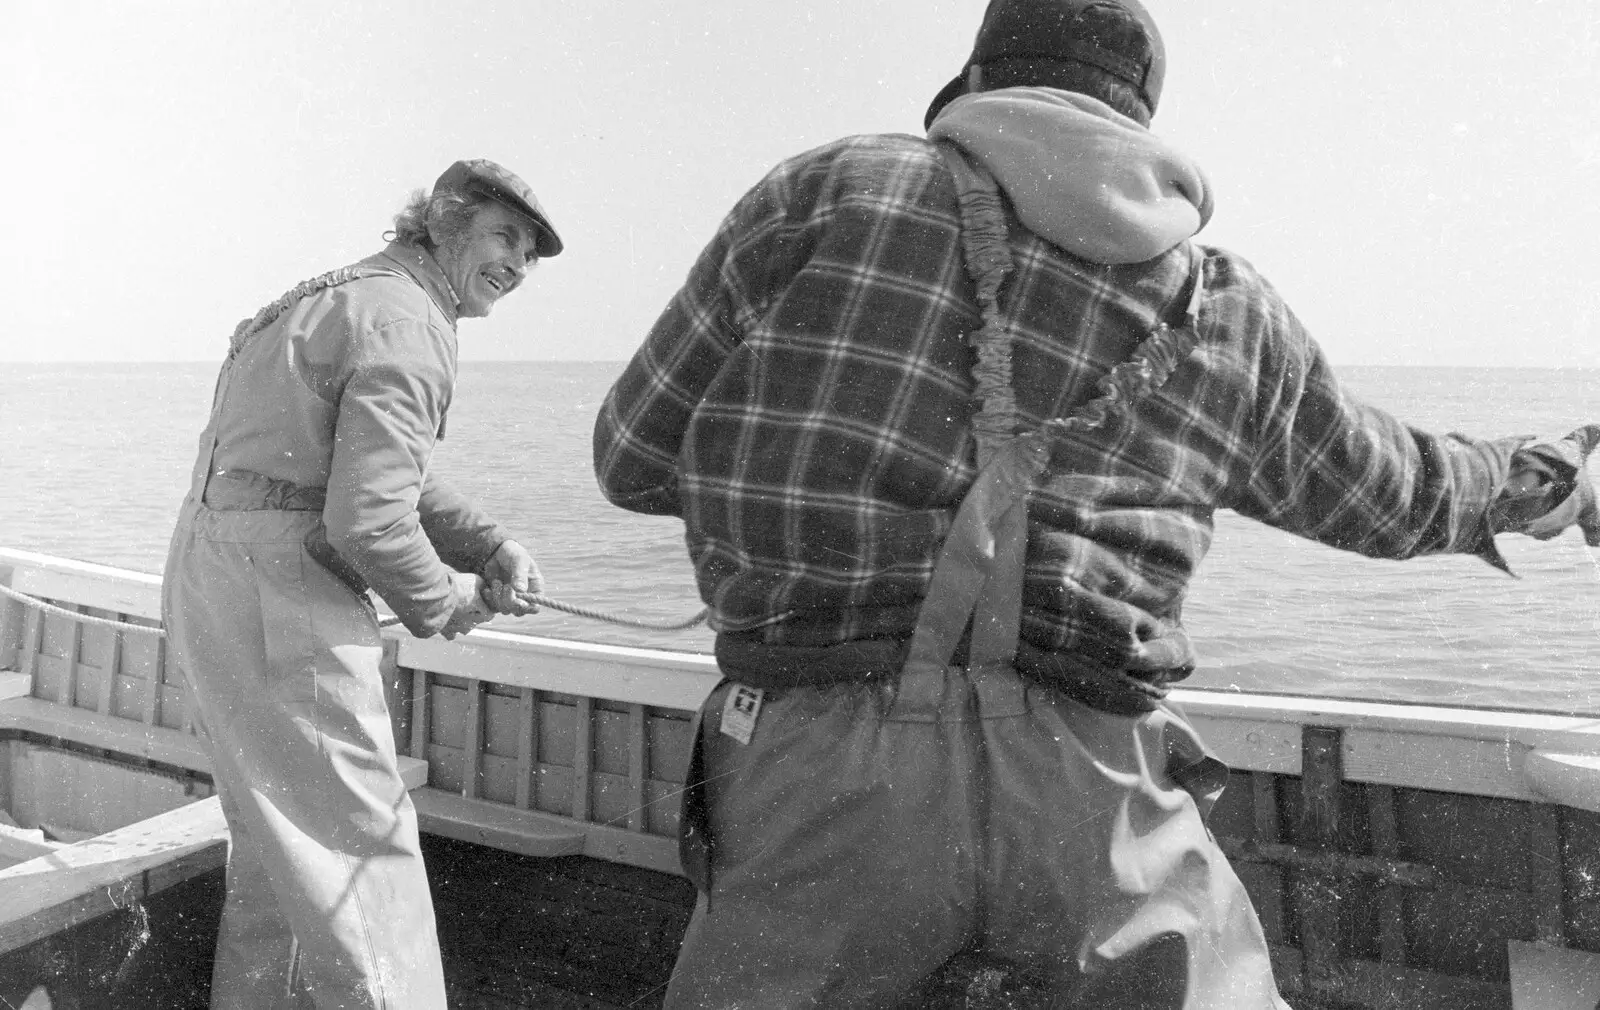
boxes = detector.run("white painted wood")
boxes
[395,628,721,710]
[0,673,29,701]
[0,795,227,925]
[1509,940,1600,1009]
[0,821,60,864]
[397,755,428,792]
[0,548,163,621]
[0,697,207,772]
[1525,751,1600,813]
[9,546,1600,810]
[411,786,586,857]
[1184,714,1302,775]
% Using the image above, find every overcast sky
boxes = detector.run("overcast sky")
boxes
[4,1,1598,366]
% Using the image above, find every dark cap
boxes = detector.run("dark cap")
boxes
[924,0,1165,129]
[433,158,564,257]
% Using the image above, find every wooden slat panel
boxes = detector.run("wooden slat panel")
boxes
[461,679,485,799]
[95,616,121,715]
[1253,772,1279,841]
[19,608,44,691]
[59,606,83,708]
[141,637,165,726]
[573,696,593,823]
[0,584,25,672]
[628,704,647,833]
[1298,726,1344,999]
[515,688,537,810]
[1367,783,1407,965]
[1530,805,1566,945]
[409,668,430,763]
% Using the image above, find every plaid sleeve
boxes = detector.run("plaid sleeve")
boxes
[1228,279,1517,565]
[594,163,805,516]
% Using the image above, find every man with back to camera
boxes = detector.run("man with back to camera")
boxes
[595,2,1600,1005]
[164,159,561,1007]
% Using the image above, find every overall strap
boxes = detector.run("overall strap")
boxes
[228,263,410,358]
[196,261,412,494]
[905,145,1207,671]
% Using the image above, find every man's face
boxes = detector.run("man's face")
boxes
[432,201,540,319]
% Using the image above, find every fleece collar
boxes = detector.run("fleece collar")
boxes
[929,87,1212,264]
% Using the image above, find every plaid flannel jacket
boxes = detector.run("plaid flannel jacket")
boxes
[594,134,1512,670]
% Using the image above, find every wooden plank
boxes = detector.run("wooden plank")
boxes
[1252,772,1279,841]
[0,696,208,772]
[412,786,585,858]
[0,572,24,672]
[142,636,166,726]
[1509,940,1600,1009]
[515,688,538,810]
[1529,805,1566,946]
[628,704,647,833]
[1367,783,1408,965]
[573,697,593,823]
[1525,751,1600,814]
[409,668,430,762]
[1297,726,1344,1000]
[0,821,61,864]
[0,795,228,952]
[95,615,122,715]
[0,548,164,620]
[396,755,429,792]
[462,678,485,799]
[60,605,83,708]
[0,673,30,702]
[395,629,720,711]
[1270,942,1510,1010]
[19,608,44,690]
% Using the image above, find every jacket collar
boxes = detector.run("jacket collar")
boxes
[367,242,460,327]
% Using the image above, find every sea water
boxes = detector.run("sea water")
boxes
[3,361,1597,715]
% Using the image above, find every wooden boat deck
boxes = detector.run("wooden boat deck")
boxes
[6,547,1600,1008]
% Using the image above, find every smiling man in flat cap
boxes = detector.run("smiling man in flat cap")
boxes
[164,158,561,1008]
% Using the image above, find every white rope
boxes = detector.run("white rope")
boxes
[514,593,709,631]
[0,582,166,636]
[0,580,706,639]
[378,593,710,633]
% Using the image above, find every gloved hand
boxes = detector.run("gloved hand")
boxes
[441,572,495,640]
[1491,425,1600,545]
[479,539,544,616]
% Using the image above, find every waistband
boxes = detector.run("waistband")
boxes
[714,633,1188,716]
[202,470,327,512]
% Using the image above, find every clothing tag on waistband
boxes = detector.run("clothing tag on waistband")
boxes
[720,685,764,746]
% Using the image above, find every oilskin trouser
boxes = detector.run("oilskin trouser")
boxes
[667,432,1292,1008]
[162,348,446,1008]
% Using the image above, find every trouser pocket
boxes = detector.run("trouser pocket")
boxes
[678,681,730,896]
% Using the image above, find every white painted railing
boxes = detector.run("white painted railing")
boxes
[4,545,1600,813]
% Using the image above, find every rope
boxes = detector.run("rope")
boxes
[0,581,166,636]
[515,594,709,631]
[0,580,706,639]
[376,594,709,632]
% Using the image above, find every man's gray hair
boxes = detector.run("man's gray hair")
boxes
[387,188,494,249]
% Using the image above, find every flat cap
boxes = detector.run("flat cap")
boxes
[433,158,563,257]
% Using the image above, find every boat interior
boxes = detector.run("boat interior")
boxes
[3,546,1600,1008]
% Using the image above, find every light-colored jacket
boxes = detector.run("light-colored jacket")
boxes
[193,242,508,636]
